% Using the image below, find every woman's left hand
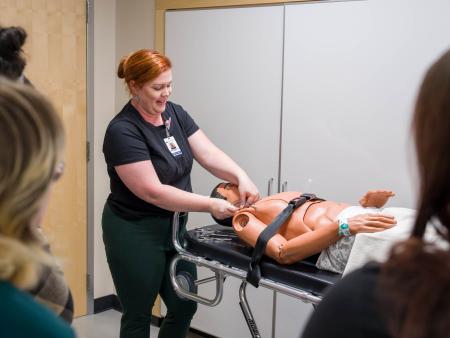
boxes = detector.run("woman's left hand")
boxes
[238,176,260,207]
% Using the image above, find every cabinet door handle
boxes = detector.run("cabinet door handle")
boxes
[282,181,288,192]
[267,178,274,196]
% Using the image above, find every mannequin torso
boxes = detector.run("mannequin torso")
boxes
[234,192,351,239]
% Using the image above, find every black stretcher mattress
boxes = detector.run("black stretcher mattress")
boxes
[184,224,341,297]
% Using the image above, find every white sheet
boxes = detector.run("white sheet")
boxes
[343,207,448,275]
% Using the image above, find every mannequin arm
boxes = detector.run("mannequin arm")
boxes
[359,190,395,208]
[233,211,340,265]
[277,222,340,264]
[232,212,287,262]
[233,210,395,265]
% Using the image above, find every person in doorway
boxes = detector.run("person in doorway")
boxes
[211,182,399,273]
[0,25,33,85]
[0,80,75,338]
[0,24,73,323]
[102,48,259,338]
[301,49,450,338]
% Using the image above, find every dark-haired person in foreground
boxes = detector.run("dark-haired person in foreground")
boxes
[0,25,32,85]
[301,49,450,338]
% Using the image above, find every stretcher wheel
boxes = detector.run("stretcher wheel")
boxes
[175,271,198,298]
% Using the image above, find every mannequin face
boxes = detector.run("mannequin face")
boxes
[131,69,173,117]
[216,183,241,207]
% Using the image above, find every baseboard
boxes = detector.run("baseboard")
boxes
[189,327,219,338]
[93,294,215,337]
[94,294,122,313]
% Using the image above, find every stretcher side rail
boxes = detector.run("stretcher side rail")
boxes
[170,212,323,306]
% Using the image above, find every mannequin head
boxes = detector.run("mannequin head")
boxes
[210,182,240,226]
[211,183,240,205]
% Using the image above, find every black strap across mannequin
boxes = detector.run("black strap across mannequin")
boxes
[246,193,318,287]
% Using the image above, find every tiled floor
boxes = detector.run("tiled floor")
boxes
[73,309,204,338]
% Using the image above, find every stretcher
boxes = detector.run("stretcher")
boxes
[169,212,341,338]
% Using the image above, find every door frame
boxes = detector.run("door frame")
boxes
[155,0,314,52]
[87,0,95,315]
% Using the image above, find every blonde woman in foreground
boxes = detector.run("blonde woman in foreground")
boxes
[0,80,75,338]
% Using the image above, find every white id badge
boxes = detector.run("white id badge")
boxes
[164,136,182,157]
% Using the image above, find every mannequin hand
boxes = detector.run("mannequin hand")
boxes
[359,190,395,208]
[348,213,397,235]
[237,176,260,207]
[209,197,238,220]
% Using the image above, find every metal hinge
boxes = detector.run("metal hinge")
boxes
[86,141,90,162]
[86,0,90,24]
[86,273,91,292]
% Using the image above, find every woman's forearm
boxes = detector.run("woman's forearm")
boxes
[141,183,212,212]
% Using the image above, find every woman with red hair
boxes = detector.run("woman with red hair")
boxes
[102,49,259,338]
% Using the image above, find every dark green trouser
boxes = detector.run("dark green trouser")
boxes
[102,203,197,338]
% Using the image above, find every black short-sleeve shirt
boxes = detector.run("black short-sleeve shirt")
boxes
[103,101,199,219]
[301,263,390,338]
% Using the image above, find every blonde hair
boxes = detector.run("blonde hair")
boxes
[0,79,64,289]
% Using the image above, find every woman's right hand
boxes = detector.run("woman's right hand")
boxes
[208,197,238,220]
[348,213,397,235]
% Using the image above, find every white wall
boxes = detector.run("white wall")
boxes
[115,0,155,112]
[93,0,117,299]
[93,0,155,299]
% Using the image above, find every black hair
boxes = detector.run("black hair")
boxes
[210,182,233,227]
[0,26,27,80]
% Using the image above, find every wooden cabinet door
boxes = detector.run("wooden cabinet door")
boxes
[0,0,87,316]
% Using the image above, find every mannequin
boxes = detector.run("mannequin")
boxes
[211,183,398,272]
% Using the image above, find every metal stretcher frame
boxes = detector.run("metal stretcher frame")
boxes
[169,212,339,338]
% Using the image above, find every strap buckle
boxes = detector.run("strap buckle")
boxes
[289,193,316,208]
[246,262,261,288]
